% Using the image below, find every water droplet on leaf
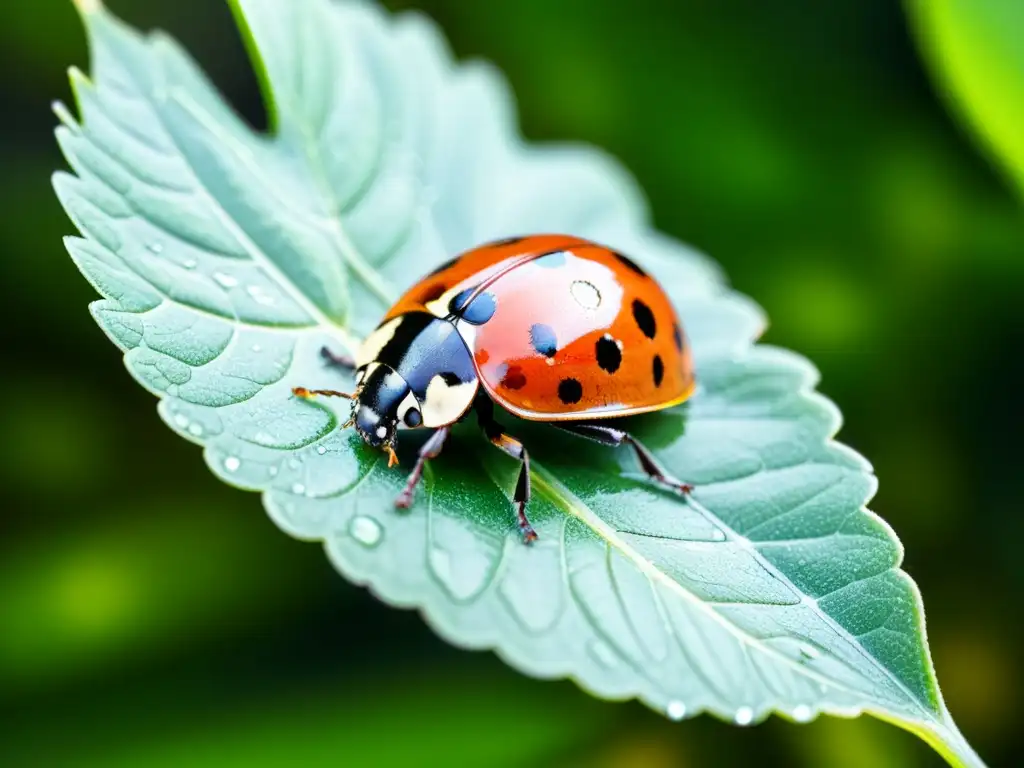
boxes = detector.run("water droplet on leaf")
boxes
[316,446,327,455]
[224,456,240,472]
[792,704,812,722]
[350,515,383,547]
[799,643,821,660]
[147,242,163,254]
[247,285,275,305]
[213,272,238,288]
[667,700,686,721]
[291,482,306,495]
[734,706,754,726]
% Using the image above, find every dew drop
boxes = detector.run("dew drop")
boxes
[792,704,813,723]
[799,643,821,660]
[666,700,687,721]
[709,528,726,541]
[291,482,306,495]
[268,466,278,477]
[251,344,262,353]
[182,259,197,270]
[188,423,203,437]
[213,272,238,288]
[734,706,754,726]
[223,456,240,473]
[288,459,301,470]
[316,446,327,455]
[247,285,275,305]
[147,242,163,254]
[173,414,189,428]
[589,640,618,668]
[350,515,383,547]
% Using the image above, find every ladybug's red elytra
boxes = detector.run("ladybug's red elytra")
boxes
[293,234,696,542]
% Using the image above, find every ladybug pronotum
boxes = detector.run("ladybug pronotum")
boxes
[293,234,696,542]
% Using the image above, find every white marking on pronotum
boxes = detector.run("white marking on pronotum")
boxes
[420,374,479,427]
[356,316,402,368]
[376,425,387,439]
[396,390,421,430]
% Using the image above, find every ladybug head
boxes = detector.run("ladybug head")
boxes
[352,364,421,466]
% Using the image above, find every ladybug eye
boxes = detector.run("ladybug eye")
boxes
[404,408,422,427]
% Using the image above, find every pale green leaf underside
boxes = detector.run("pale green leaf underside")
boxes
[53,0,980,764]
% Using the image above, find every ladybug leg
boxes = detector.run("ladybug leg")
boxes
[475,400,537,543]
[320,345,356,370]
[556,423,694,495]
[395,426,450,509]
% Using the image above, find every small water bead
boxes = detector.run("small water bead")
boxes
[173,414,189,428]
[666,700,687,721]
[182,259,197,270]
[247,285,275,305]
[223,456,240,473]
[734,706,754,726]
[251,344,262,353]
[147,242,163,254]
[213,272,238,288]
[350,515,383,547]
[187,423,203,437]
[268,466,279,477]
[792,705,813,723]
[316,446,327,455]
[798,643,821,660]
[291,482,306,495]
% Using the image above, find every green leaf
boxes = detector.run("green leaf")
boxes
[907,0,1024,201]
[53,0,982,765]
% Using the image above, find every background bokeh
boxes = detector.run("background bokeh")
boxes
[2,1,1021,765]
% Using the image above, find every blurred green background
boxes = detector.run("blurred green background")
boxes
[2,0,1021,765]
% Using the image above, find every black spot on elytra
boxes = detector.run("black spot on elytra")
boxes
[404,408,422,427]
[673,322,684,351]
[534,249,568,268]
[427,256,459,277]
[614,251,647,277]
[652,355,664,387]
[449,287,497,325]
[530,323,558,357]
[558,378,583,404]
[501,365,527,390]
[419,282,447,302]
[632,299,657,339]
[595,336,622,373]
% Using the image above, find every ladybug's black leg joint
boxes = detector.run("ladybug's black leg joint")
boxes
[395,426,450,509]
[556,422,694,495]
[320,345,356,371]
[475,399,537,543]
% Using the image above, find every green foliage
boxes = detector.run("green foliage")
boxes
[53,0,982,764]
[908,0,1024,201]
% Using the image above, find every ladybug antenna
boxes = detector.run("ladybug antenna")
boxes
[292,386,353,400]
[386,444,399,468]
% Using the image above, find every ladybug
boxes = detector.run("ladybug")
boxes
[293,234,696,542]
